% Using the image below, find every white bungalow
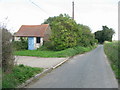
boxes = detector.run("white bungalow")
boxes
[14,24,51,50]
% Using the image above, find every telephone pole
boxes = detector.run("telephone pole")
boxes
[72,1,74,20]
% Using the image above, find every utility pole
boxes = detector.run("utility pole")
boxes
[72,1,74,20]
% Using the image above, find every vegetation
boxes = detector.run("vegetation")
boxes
[15,45,97,58]
[2,27,14,73]
[77,24,98,47]
[94,26,115,44]
[12,37,28,51]
[44,14,97,50]
[2,64,43,88]
[104,41,120,82]
[2,28,43,88]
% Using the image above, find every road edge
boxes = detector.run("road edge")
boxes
[17,46,97,88]
[17,57,70,88]
[103,49,119,88]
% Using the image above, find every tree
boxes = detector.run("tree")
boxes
[44,14,78,50]
[94,26,115,44]
[94,31,103,44]
[77,24,97,47]
[44,14,97,50]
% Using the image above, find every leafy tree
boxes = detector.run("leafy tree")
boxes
[94,26,115,44]
[44,14,78,50]
[77,24,97,47]
[94,31,103,44]
[44,14,97,50]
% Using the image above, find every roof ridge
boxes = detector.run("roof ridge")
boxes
[22,24,49,26]
[14,24,50,37]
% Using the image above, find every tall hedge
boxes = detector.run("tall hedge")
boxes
[44,14,97,50]
[2,28,14,73]
[12,37,28,51]
[104,41,119,81]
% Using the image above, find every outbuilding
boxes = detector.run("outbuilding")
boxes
[14,24,51,50]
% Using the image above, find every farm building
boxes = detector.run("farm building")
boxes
[14,24,51,50]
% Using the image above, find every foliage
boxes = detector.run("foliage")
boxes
[38,41,54,51]
[45,14,78,50]
[2,28,14,73]
[77,24,97,47]
[2,64,43,88]
[44,14,97,50]
[15,45,96,58]
[94,26,115,44]
[104,41,120,82]
[12,37,28,51]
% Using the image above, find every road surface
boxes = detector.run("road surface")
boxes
[26,45,118,88]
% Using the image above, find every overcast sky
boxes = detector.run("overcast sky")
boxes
[0,0,119,40]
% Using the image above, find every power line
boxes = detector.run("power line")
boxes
[28,0,49,16]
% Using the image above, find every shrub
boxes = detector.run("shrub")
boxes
[12,38,28,51]
[38,46,49,51]
[44,14,97,51]
[37,41,54,51]
[104,41,119,82]
[2,64,43,88]
[2,28,14,73]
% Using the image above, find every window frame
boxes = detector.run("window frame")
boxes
[36,37,41,43]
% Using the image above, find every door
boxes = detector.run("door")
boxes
[28,37,34,50]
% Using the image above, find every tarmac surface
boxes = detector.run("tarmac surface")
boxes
[26,45,118,88]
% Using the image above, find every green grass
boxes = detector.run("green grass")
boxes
[2,64,43,88]
[104,41,120,82]
[14,45,97,58]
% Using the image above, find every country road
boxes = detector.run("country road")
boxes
[26,45,118,88]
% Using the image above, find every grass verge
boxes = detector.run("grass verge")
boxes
[2,64,43,88]
[104,41,120,82]
[14,45,97,58]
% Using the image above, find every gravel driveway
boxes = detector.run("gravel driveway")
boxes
[15,56,67,69]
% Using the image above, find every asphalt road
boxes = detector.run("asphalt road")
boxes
[26,45,118,88]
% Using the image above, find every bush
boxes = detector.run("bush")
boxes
[37,41,54,51]
[44,14,97,51]
[13,38,28,51]
[104,41,119,82]
[2,28,14,73]
[2,64,43,88]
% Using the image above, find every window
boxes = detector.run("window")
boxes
[36,37,41,43]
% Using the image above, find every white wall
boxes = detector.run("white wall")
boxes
[40,38,43,46]
[14,37,20,41]
[14,37,43,49]
[34,37,43,49]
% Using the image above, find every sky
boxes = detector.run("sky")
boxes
[0,0,119,40]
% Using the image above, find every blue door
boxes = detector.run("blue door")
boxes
[28,37,34,50]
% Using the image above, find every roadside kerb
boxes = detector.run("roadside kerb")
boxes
[17,47,97,88]
[52,57,70,69]
[17,57,70,88]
